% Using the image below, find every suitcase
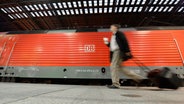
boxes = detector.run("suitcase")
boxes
[133,58,182,89]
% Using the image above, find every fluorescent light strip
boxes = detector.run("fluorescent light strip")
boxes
[84,8,88,14]
[109,7,112,13]
[142,0,146,5]
[5,8,11,13]
[68,2,72,8]
[89,1,92,7]
[153,0,159,5]
[169,0,175,5]
[89,8,93,13]
[15,14,21,19]
[174,0,180,5]
[178,7,184,12]
[124,7,128,12]
[43,4,49,9]
[116,0,120,5]
[16,6,22,12]
[109,0,113,5]
[29,5,35,11]
[47,11,53,16]
[158,6,164,12]
[149,6,154,12]
[12,7,17,12]
[19,14,24,18]
[83,1,87,7]
[94,8,98,13]
[65,10,70,15]
[61,10,66,15]
[43,11,48,16]
[57,3,62,9]
[38,4,44,10]
[104,0,108,6]
[126,0,129,5]
[163,0,170,5]
[99,0,103,6]
[1,8,7,13]
[75,9,79,14]
[30,12,35,17]
[119,7,123,12]
[9,7,14,12]
[94,1,97,6]
[163,6,169,12]
[73,2,77,8]
[154,7,159,12]
[133,7,138,12]
[53,3,58,9]
[23,13,28,18]
[128,7,133,12]
[78,1,82,7]
[99,8,102,13]
[138,7,143,12]
[39,11,44,16]
[24,5,30,11]
[168,6,174,12]
[34,12,40,17]
[34,5,39,10]
[136,0,141,5]
[79,9,83,14]
[56,10,61,15]
[158,0,164,5]
[131,0,136,5]
[63,2,67,8]
[8,14,14,19]
[70,9,74,15]
[104,8,107,13]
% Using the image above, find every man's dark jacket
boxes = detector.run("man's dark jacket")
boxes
[107,31,131,62]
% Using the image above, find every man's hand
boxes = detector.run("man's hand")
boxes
[103,37,109,45]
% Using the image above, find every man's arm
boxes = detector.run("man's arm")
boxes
[116,32,130,53]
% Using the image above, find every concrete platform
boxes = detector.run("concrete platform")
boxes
[0,83,184,104]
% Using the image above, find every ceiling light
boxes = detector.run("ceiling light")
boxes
[73,2,77,8]
[94,8,98,13]
[34,12,40,17]
[89,8,93,13]
[29,5,35,11]
[43,11,48,16]
[83,1,87,7]
[128,7,133,12]
[178,7,184,12]
[68,2,72,8]
[24,5,30,11]
[34,5,39,10]
[119,7,123,12]
[84,8,88,14]
[65,10,70,15]
[136,0,141,5]
[56,10,61,15]
[168,6,174,12]
[16,6,22,12]
[120,0,125,5]
[70,9,74,15]
[78,1,82,7]
[149,6,154,12]
[163,6,169,12]
[63,2,67,8]
[19,14,24,18]
[163,0,169,5]
[131,0,136,5]
[47,11,53,16]
[138,7,143,12]
[99,8,102,13]
[75,9,79,14]
[53,3,58,9]
[43,4,48,9]
[38,4,43,10]
[109,0,113,5]
[104,8,107,13]
[9,7,14,12]
[23,13,28,18]
[126,0,130,5]
[114,7,118,13]
[39,11,44,16]
[109,7,112,13]
[123,7,127,12]
[174,0,180,5]
[142,0,147,5]
[15,14,21,18]
[8,14,14,19]
[169,0,175,5]
[94,0,98,6]
[99,0,103,6]
[153,0,159,5]
[57,3,63,8]
[79,9,83,14]
[133,7,138,12]
[158,6,164,12]
[89,1,92,7]
[12,7,17,12]
[1,8,7,13]
[154,7,159,12]
[104,0,108,6]
[61,10,66,15]
[30,12,35,17]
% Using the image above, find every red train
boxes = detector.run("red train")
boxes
[0,30,184,79]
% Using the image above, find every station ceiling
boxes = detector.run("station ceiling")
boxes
[0,0,184,31]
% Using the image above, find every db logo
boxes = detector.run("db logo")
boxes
[84,45,95,52]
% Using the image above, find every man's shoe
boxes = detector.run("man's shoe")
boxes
[107,85,120,89]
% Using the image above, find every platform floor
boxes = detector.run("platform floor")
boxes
[0,83,184,104]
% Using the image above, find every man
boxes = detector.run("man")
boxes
[103,24,143,89]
